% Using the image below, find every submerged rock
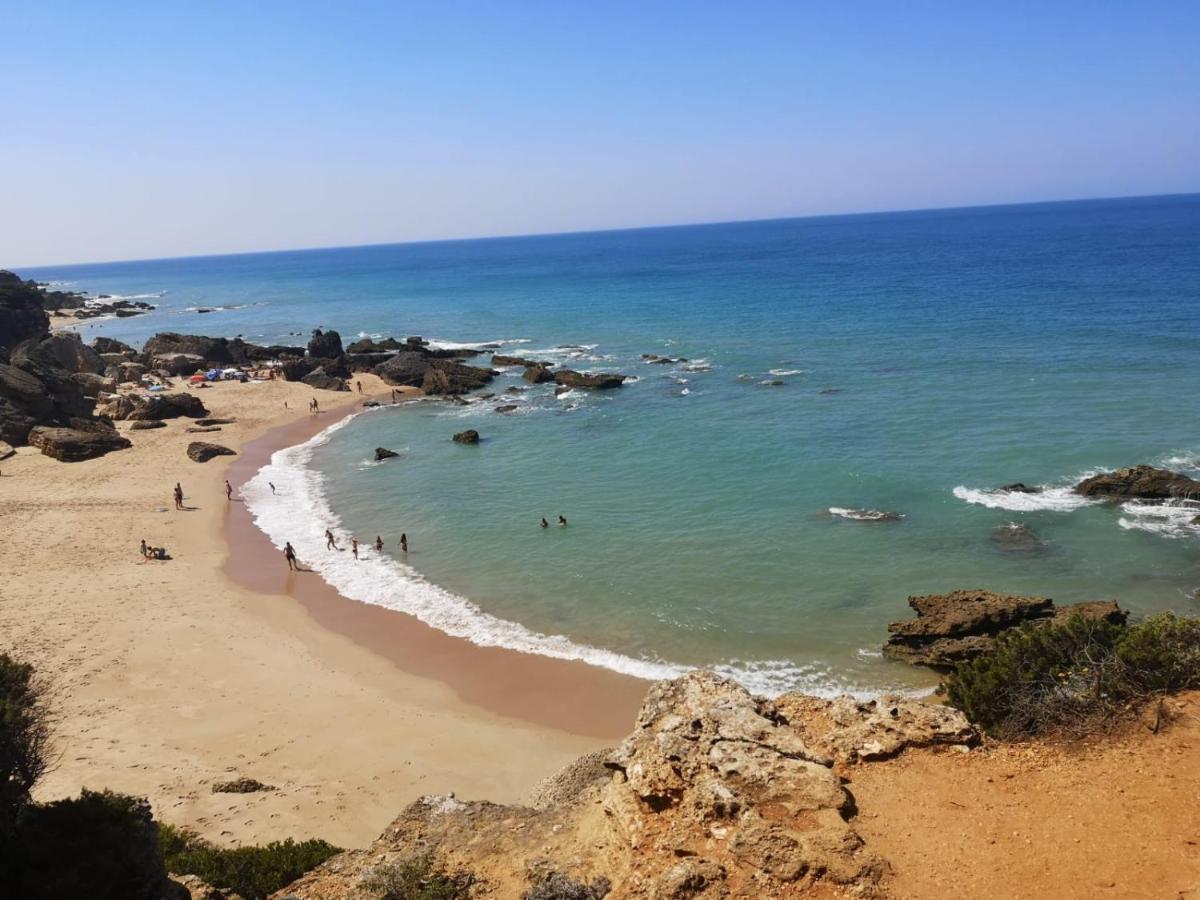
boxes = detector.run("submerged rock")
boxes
[999,482,1042,494]
[991,522,1045,552]
[1075,465,1200,500]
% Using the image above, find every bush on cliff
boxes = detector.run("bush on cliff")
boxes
[946,612,1200,737]
[0,652,51,835]
[2,789,174,900]
[159,824,341,900]
[356,852,474,899]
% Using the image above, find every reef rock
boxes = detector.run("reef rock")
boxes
[884,589,1128,668]
[523,364,555,384]
[452,429,480,444]
[374,447,399,461]
[28,425,131,462]
[187,441,236,463]
[375,351,495,395]
[1075,465,1200,500]
[990,522,1045,552]
[553,369,628,390]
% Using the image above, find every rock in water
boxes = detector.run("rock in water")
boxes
[884,589,1128,668]
[187,441,236,463]
[990,522,1045,552]
[999,482,1042,493]
[494,404,518,413]
[522,364,555,384]
[1074,465,1200,500]
[28,425,131,462]
[374,447,399,461]
[553,369,628,389]
[452,429,480,444]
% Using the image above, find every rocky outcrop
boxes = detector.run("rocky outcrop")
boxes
[187,441,236,463]
[104,392,208,421]
[307,328,344,359]
[171,873,245,900]
[1075,465,1200,500]
[28,425,131,462]
[71,372,117,399]
[374,447,399,461]
[0,270,51,356]
[493,354,550,368]
[553,369,628,390]
[884,589,1128,668]
[300,367,349,391]
[375,351,495,396]
[452,429,480,444]
[523,364,555,384]
[278,672,975,899]
[93,336,136,356]
[16,332,106,375]
[150,352,206,376]
[346,337,404,354]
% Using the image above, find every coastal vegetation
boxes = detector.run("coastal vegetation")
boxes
[946,612,1200,738]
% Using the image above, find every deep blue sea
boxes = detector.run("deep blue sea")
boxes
[25,195,1200,695]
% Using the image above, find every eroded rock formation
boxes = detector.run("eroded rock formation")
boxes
[1074,465,1200,500]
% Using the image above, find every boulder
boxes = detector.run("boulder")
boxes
[129,420,167,430]
[553,369,627,390]
[150,352,206,376]
[187,441,236,463]
[185,426,222,433]
[93,336,135,356]
[1075,465,1200,500]
[523,364,555,384]
[20,332,106,374]
[71,372,117,398]
[0,270,51,357]
[374,447,399,461]
[494,404,518,414]
[375,351,495,395]
[280,358,319,381]
[0,440,13,460]
[999,482,1042,494]
[307,328,343,358]
[106,392,208,421]
[28,425,131,462]
[452,429,480,444]
[884,589,1128,668]
[0,358,95,445]
[300,367,349,391]
[493,354,550,368]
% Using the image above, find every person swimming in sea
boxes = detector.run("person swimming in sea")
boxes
[325,529,338,550]
[540,517,549,528]
[399,533,408,552]
[558,515,567,526]
[374,536,383,552]
[351,538,359,559]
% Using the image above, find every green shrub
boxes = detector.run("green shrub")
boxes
[2,789,172,900]
[0,652,51,834]
[524,871,612,900]
[159,824,341,900]
[356,853,474,899]
[946,612,1200,737]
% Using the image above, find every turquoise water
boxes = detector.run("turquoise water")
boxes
[26,195,1200,694]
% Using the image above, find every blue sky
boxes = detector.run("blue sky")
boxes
[2,1,1197,266]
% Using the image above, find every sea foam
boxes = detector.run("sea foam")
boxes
[952,482,1099,512]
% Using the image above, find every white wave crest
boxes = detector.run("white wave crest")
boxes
[828,507,904,522]
[1118,499,1200,539]
[952,483,1098,512]
[425,337,532,351]
[769,368,805,376]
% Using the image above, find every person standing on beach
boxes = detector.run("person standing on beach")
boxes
[225,480,233,501]
[173,483,184,510]
[374,535,383,552]
[325,529,337,550]
[400,533,408,553]
[312,397,320,414]
[284,541,298,570]
[351,538,359,560]
[356,380,363,393]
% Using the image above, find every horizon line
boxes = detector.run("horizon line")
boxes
[10,189,1199,273]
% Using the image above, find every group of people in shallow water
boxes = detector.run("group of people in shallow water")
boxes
[281,529,411,570]
[541,515,568,528]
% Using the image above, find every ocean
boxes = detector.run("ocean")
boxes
[24,194,1200,696]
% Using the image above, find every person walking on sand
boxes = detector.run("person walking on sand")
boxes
[558,515,568,526]
[356,380,363,393]
[351,538,359,560]
[400,533,408,553]
[312,397,320,414]
[374,535,383,552]
[284,541,298,571]
[225,480,233,501]
[540,517,549,528]
[173,483,184,510]
[325,529,337,550]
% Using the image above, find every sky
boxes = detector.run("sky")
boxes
[2,1,1198,267]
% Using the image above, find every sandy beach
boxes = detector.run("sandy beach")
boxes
[0,374,645,848]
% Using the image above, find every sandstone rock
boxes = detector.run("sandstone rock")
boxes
[375,351,495,395]
[71,371,117,398]
[300,367,349,391]
[187,441,236,463]
[452,430,480,444]
[151,352,206,376]
[553,369,627,390]
[0,440,14,460]
[196,418,236,426]
[212,777,275,794]
[0,270,51,354]
[523,364,555,384]
[186,426,222,433]
[884,589,1127,668]
[107,392,208,421]
[374,447,399,461]
[1075,465,1200,500]
[307,328,344,358]
[24,332,106,374]
[1049,599,1127,627]
[129,420,167,430]
[494,354,551,368]
[93,336,136,356]
[28,425,131,462]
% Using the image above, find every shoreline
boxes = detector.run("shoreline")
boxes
[223,396,649,738]
[0,374,639,847]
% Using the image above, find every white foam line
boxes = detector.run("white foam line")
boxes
[952,480,1100,512]
[242,407,929,699]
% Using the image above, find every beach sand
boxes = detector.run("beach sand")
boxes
[0,374,645,847]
